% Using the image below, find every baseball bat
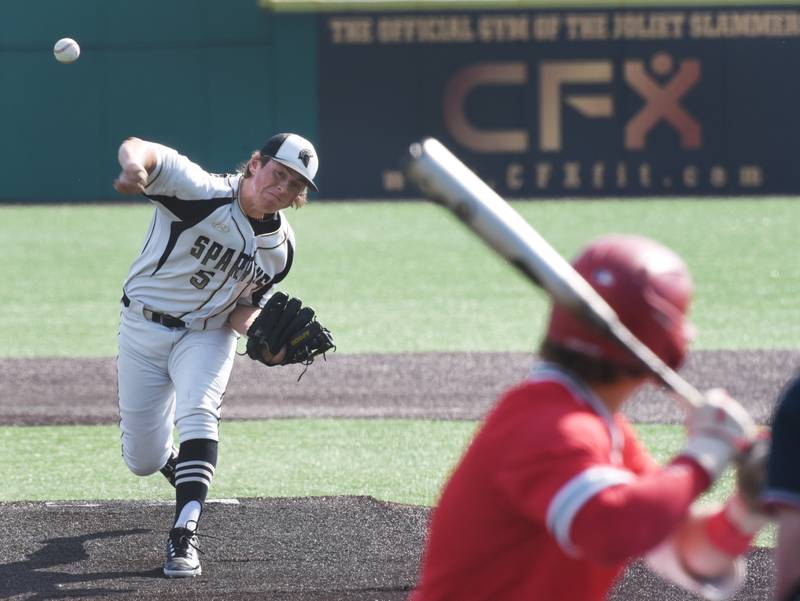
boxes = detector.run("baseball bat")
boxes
[403,137,705,411]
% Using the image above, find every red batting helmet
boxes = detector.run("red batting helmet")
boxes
[545,234,695,370]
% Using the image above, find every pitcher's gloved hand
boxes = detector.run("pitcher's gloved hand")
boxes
[245,292,335,367]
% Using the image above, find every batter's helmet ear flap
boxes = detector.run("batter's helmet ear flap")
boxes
[545,234,694,371]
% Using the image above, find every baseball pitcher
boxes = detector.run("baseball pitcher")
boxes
[113,133,333,578]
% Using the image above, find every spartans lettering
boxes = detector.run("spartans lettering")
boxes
[188,235,272,289]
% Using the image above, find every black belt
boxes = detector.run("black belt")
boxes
[121,293,187,329]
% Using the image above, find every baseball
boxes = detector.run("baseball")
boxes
[53,38,80,64]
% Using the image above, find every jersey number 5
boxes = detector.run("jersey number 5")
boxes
[190,269,215,289]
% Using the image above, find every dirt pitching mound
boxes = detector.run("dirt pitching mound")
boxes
[0,497,423,600]
[0,497,775,601]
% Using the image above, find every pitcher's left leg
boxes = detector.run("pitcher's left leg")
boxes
[163,327,237,578]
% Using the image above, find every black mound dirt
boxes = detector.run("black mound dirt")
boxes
[0,497,424,600]
[0,498,776,601]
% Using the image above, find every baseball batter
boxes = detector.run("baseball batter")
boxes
[113,132,319,578]
[411,235,767,601]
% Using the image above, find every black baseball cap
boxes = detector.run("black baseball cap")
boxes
[261,133,319,192]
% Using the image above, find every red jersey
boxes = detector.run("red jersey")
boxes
[411,366,709,601]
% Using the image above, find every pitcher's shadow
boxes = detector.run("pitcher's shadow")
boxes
[0,528,162,599]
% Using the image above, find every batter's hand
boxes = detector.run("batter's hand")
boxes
[114,163,149,195]
[680,388,758,482]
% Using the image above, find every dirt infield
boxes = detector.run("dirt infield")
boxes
[1,350,797,425]
[1,350,794,600]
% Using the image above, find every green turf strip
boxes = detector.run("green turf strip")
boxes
[0,420,775,546]
[0,420,472,504]
[0,199,798,357]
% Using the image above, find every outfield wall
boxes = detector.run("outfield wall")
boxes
[2,1,800,201]
[0,0,316,202]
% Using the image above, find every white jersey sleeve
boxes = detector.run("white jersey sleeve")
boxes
[145,143,234,200]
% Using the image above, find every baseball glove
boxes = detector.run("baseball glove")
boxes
[245,292,335,368]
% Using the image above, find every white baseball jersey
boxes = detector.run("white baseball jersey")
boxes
[122,143,295,330]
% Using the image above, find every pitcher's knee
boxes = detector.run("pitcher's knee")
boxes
[123,447,170,477]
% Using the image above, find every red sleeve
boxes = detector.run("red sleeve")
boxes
[704,506,756,556]
[571,458,711,562]
[491,383,710,563]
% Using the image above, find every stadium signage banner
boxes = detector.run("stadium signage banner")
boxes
[317,6,800,198]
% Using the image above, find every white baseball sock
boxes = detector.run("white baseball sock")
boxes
[174,500,201,530]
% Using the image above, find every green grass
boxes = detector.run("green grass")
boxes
[0,420,726,505]
[0,419,475,504]
[0,419,775,545]
[1,198,798,357]
[0,421,740,506]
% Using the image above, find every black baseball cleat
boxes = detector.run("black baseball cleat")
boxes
[163,526,201,578]
[159,448,177,488]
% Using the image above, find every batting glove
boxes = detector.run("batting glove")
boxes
[680,388,759,482]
